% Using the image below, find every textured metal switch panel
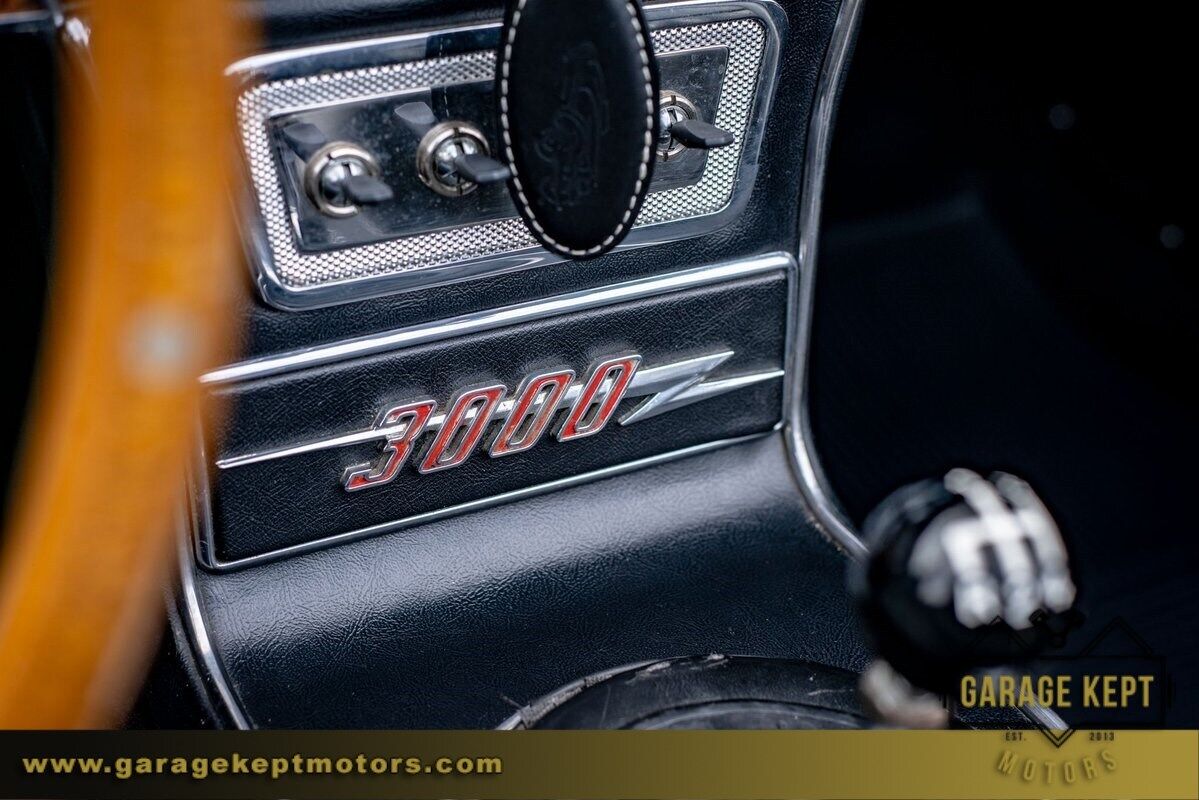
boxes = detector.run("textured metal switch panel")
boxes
[232,1,785,309]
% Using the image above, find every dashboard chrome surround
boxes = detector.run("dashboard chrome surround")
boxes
[229,0,786,310]
[180,0,1073,734]
[783,0,869,560]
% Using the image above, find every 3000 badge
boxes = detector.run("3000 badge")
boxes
[214,350,783,492]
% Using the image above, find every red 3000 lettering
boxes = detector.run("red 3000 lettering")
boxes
[341,355,642,491]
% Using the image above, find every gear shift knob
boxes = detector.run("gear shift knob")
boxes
[850,470,1078,722]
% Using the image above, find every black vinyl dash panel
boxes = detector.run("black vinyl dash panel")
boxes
[199,265,789,567]
[172,0,861,731]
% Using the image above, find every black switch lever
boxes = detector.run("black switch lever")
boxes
[395,101,439,139]
[657,92,734,160]
[341,174,395,205]
[280,121,328,160]
[670,119,735,150]
[452,152,511,185]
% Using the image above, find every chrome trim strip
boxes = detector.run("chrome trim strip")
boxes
[226,0,763,78]
[783,0,869,560]
[227,22,498,77]
[198,430,774,572]
[176,521,250,729]
[0,8,55,33]
[202,253,792,384]
[620,368,784,425]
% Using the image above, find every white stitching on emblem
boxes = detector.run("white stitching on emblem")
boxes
[499,0,655,258]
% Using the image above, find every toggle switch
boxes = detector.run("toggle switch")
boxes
[395,101,510,197]
[669,119,736,150]
[302,143,393,217]
[281,122,394,217]
[657,91,734,161]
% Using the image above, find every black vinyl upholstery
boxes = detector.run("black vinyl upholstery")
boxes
[196,433,869,728]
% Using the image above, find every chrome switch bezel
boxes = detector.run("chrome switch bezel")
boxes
[229,0,786,310]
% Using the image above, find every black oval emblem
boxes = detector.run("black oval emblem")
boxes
[499,0,659,259]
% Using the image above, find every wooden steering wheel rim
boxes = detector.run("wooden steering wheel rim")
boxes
[0,1,245,727]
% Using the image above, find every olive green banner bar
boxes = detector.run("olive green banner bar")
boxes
[3,730,1196,799]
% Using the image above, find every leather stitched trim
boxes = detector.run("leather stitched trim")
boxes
[499,0,655,257]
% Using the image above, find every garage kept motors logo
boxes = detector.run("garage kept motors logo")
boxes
[953,616,1172,746]
[213,350,783,491]
[952,617,1175,795]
